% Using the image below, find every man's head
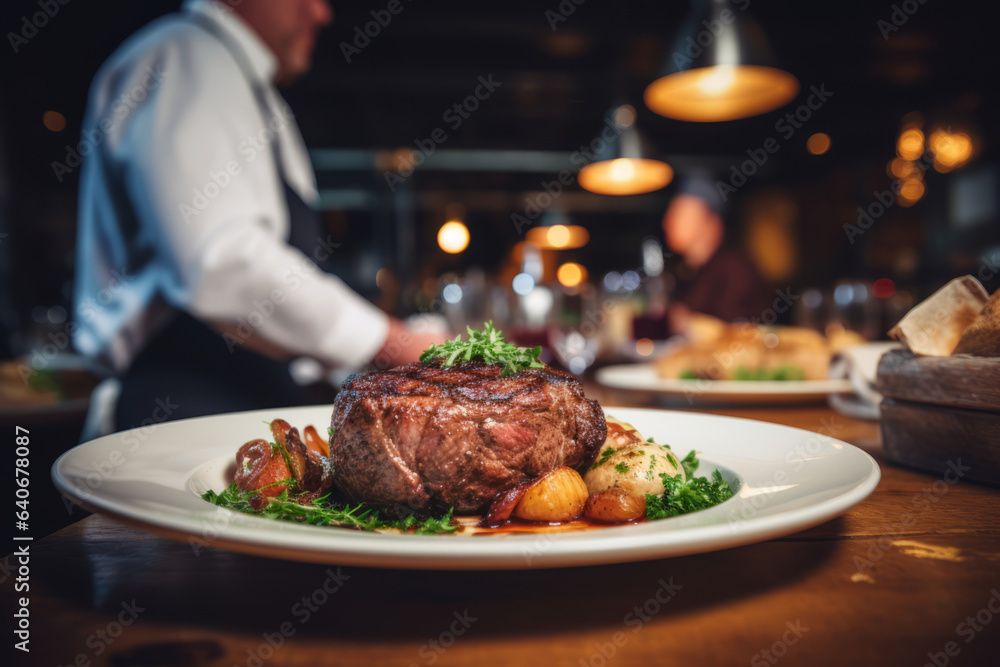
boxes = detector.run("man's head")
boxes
[662,176,727,268]
[229,0,332,84]
[662,194,724,268]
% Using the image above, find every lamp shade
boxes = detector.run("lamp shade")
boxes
[578,105,674,196]
[644,0,798,122]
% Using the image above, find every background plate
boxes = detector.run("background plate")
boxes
[596,364,854,405]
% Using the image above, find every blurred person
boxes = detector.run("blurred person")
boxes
[662,177,765,332]
[73,0,440,431]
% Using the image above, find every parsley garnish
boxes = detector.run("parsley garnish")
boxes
[644,450,734,519]
[591,447,616,470]
[645,470,733,519]
[680,450,699,479]
[614,462,629,474]
[202,481,458,535]
[420,321,544,377]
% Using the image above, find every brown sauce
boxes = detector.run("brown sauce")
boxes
[457,515,645,536]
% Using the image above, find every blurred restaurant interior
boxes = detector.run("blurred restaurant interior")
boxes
[1,0,998,414]
[7,3,1000,660]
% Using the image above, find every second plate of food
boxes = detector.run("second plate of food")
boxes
[596,364,853,404]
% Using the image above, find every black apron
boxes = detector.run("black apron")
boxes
[114,14,335,430]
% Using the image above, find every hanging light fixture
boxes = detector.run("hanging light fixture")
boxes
[578,104,674,196]
[525,210,590,249]
[644,0,798,122]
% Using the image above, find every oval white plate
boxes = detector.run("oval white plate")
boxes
[53,406,879,570]
[596,364,854,404]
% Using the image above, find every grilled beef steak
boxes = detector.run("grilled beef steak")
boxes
[329,361,606,514]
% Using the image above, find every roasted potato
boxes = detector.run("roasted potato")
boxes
[584,440,685,498]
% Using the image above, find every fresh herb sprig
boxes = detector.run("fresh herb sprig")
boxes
[645,450,734,519]
[680,449,699,479]
[590,446,617,470]
[203,482,458,535]
[420,321,544,377]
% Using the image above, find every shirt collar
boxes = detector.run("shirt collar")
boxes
[183,0,278,84]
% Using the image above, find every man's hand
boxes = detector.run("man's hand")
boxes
[371,317,451,370]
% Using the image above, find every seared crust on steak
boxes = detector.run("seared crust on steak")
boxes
[329,361,606,514]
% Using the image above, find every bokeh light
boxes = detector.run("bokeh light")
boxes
[873,278,896,299]
[546,225,571,248]
[557,262,587,288]
[806,133,831,155]
[635,338,654,356]
[896,127,925,160]
[929,130,973,172]
[437,220,469,254]
[42,110,66,132]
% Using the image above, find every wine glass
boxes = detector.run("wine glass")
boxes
[548,284,603,375]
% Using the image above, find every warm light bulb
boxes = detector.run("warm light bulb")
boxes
[547,225,571,248]
[644,65,799,122]
[697,66,736,94]
[609,158,636,181]
[578,158,673,195]
[437,221,469,254]
[557,262,587,288]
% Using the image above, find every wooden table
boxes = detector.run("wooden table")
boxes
[6,399,1000,667]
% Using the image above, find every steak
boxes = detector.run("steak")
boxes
[329,361,606,514]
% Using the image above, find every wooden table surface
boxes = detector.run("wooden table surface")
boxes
[6,392,1000,667]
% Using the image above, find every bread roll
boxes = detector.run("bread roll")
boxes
[887,275,989,356]
[953,289,1000,357]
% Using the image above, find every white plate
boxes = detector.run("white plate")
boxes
[596,364,854,405]
[53,406,879,570]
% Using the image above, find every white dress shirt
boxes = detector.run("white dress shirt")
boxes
[73,0,389,373]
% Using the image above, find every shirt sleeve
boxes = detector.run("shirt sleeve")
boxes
[102,26,389,368]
